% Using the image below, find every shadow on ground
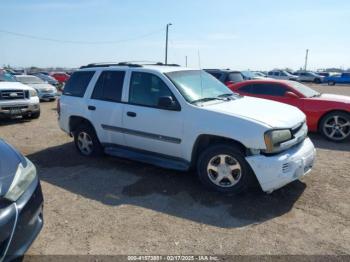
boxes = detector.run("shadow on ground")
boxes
[0,118,31,126]
[309,133,350,151]
[28,142,306,228]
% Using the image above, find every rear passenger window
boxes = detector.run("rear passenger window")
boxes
[63,71,94,97]
[226,73,244,83]
[91,71,125,102]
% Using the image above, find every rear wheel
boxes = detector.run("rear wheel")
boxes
[320,112,350,142]
[74,124,103,156]
[197,144,254,194]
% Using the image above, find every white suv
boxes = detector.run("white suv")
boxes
[0,80,40,119]
[58,63,316,194]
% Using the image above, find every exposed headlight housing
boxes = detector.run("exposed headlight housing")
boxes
[264,129,292,153]
[4,158,37,202]
[29,89,38,97]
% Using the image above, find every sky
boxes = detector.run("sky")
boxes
[0,0,349,70]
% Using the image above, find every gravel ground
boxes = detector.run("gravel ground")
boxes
[0,84,349,256]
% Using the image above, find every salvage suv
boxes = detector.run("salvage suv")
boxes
[58,62,316,193]
[0,74,40,119]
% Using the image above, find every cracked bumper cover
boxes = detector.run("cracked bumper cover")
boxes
[246,137,316,193]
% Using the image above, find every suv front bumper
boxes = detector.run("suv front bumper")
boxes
[246,137,316,193]
[0,99,40,119]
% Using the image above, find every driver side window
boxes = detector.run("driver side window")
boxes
[129,72,175,108]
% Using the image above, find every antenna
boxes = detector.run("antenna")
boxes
[198,50,203,101]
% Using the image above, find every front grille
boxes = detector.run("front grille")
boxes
[1,105,28,110]
[282,163,291,173]
[291,122,304,136]
[0,90,27,100]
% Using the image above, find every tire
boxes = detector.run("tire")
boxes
[328,81,336,86]
[23,111,40,119]
[319,112,350,142]
[73,123,103,156]
[196,144,254,194]
[314,78,321,84]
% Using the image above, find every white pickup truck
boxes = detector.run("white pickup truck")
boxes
[58,63,316,194]
[0,77,40,119]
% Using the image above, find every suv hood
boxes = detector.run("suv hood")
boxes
[0,140,26,197]
[204,96,306,128]
[0,81,34,91]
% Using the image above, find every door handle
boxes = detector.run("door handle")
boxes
[127,111,137,117]
[88,105,96,111]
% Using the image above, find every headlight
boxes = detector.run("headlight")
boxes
[29,89,38,97]
[4,158,37,202]
[264,129,292,153]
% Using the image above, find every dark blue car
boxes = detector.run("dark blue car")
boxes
[0,140,43,261]
[325,72,350,85]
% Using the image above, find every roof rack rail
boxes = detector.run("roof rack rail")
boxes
[80,62,143,69]
[80,61,181,69]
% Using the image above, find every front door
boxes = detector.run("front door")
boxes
[122,72,183,158]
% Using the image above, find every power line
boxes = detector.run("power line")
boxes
[0,28,164,45]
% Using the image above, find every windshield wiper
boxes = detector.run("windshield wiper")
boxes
[191,97,227,104]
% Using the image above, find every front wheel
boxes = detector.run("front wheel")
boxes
[320,112,350,142]
[314,78,321,84]
[197,144,254,194]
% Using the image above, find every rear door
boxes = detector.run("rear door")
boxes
[122,71,184,158]
[86,70,126,146]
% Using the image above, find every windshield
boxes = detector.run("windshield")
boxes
[16,76,44,84]
[166,70,236,103]
[0,72,16,82]
[288,81,320,97]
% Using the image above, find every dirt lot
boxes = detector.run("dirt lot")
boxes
[1,84,350,255]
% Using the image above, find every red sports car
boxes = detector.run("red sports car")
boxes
[230,79,350,142]
[50,72,70,84]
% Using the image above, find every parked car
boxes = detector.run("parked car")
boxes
[294,71,324,83]
[50,72,70,84]
[0,78,40,119]
[241,71,267,80]
[230,79,350,142]
[31,73,59,87]
[204,69,245,89]
[58,62,315,194]
[0,139,43,261]
[325,72,350,85]
[267,70,298,81]
[15,75,57,101]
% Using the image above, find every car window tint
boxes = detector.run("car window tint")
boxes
[91,71,125,102]
[227,72,244,82]
[129,72,174,107]
[268,72,273,76]
[273,72,280,76]
[239,83,287,96]
[209,72,222,80]
[63,71,94,97]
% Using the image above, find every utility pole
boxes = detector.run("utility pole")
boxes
[185,56,188,67]
[165,23,172,65]
[304,49,309,71]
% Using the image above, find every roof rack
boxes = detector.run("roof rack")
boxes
[80,61,181,69]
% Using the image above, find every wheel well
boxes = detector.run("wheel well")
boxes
[318,110,350,131]
[191,135,247,167]
[69,116,94,134]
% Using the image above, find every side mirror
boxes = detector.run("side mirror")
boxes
[285,91,299,99]
[158,96,179,110]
